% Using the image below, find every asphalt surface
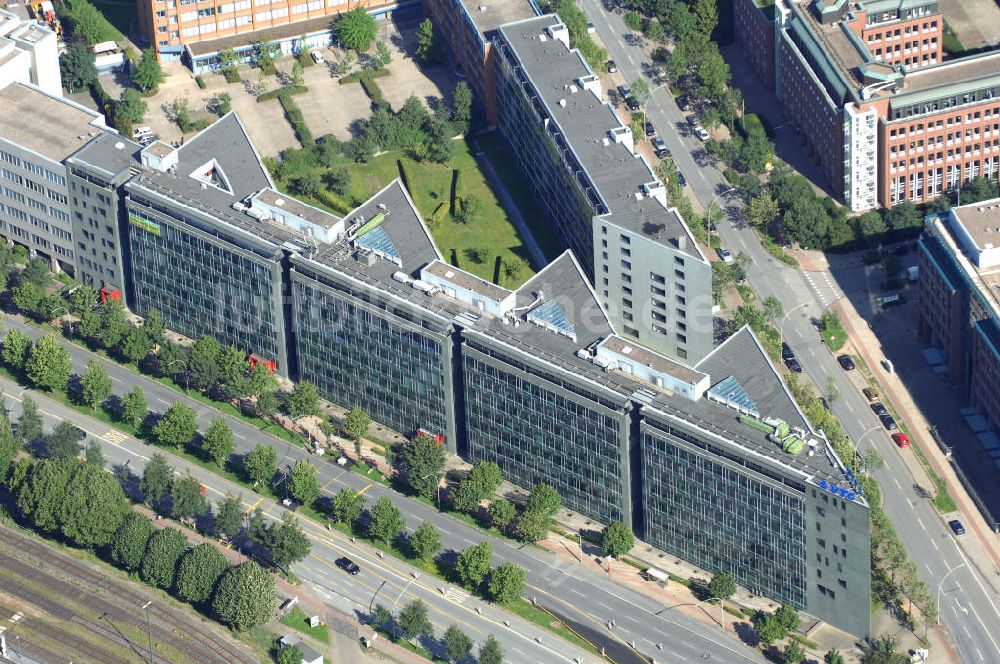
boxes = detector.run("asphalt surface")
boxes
[1,315,764,664]
[578,4,1000,662]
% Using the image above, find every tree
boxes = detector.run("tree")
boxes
[218,47,241,75]
[215,494,243,540]
[783,640,805,664]
[120,386,148,430]
[142,309,165,344]
[172,473,209,521]
[57,463,131,547]
[189,336,222,389]
[774,603,800,632]
[783,196,831,249]
[857,210,886,244]
[157,340,188,379]
[426,114,456,163]
[289,459,320,506]
[486,562,526,604]
[479,635,504,664]
[80,360,112,410]
[600,522,635,558]
[451,478,484,513]
[256,390,278,417]
[70,285,98,314]
[290,60,304,87]
[110,512,155,571]
[266,513,312,570]
[398,598,432,642]
[212,561,276,631]
[140,527,189,589]
[97,300,129,349]
[335,6,379,51]
[372,603,392,628]
[455,541,491,589]
[487,498,516,530]
[133,48,165,92]
[254,39,279,71]
[373,40,392,69]
[515,508,550,543]
[2,328,31,369]
[339,51,356,76]
[368,496,405,545]
[244,443,277,487]
[862,635,908,664]
[25,334,73,391]
[216,345,249,400]
[153,402,198,449]
[0,414,19,480]
[45,420,85,459]
[824,649,845,664]
[13,283,44,317]
[113,88,148,126]
[59,41,97,92]
[8,457,31,493]
[19,258,50,288]
[202,418,235,467]
[286,381,319,419]
[757,614,785,645]
[409,522,441,561]
[443,624,472,663]
[16,457,77,534]
[277,645,302,664]
[526,483,561,517]
[343,406,370,461]
[885,200,922,231]
[175,543,230,604]
[402,433,445,499]
[330,487,366,525]
[416,18,440,63]
[120,327,153,364]
[707,571,737,600]
[467,460,502,499]
[141,453,174,505]
[740,128,774,173]
[451,81,472,133]
[16,395,42,445]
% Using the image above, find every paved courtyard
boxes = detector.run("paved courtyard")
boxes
[940,0,1000,49]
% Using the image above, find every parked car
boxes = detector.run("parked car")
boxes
[652,136,668,158]
[677,96,690,112]
[879,413,897,430]
[871,402,888,416]
[607,59,618,73]
[676,172,686,187]
[717,247,734,263]
[781,342,795,361]
[687,114,700,127]
[785,357,803,373]
[617,84,631,99]
[587,21,596,33]
[310,50,325,64]
[838,355,855,371]
[820,397,830,410]
[335,557,360,575]
[863,387,880,401]
[626,96,640,111]
[694,126,711,141]
[645,121,655,137]
[892,433,910,448]
[948,519,965,535]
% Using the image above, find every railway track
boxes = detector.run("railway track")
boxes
[0,595,132,664]
[0,525,257,664]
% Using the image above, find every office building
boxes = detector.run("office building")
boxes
[735,0,1000,211]
[492,15,713,362]
[0,9,61,96]
[422,0,538,124]
[136,0,394,67]
[0,82,111,274]
[918,198,1000,433]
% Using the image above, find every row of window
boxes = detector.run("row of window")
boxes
[0,150,66,186]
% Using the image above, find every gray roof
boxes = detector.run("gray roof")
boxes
[496,15,701,258]
[464,0,539,35]
[0,82,108,162]
[255,188,342,228]
[68,133,142,180]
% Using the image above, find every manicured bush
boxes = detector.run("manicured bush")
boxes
[223,69,242,83]
[278,93,314,147]
[359,77,384,105]
[256,85,308,103]
[337,68,390,85]
[196,75,207,89]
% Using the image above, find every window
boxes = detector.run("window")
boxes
[650,272,665,284]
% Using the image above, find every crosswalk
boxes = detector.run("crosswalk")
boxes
[803,270,840,308]
[441,586,470,604]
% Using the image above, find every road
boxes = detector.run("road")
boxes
[578,4,1000,661]
[1,315,763,664]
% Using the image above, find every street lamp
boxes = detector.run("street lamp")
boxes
[779,301,809,338]
[390,572,422,639]
[160,358,189,391]
[936,564,965,625]
[141,600,154,664]
[418,472,441,507]
[707,186,737,243]
[368,579,387,616]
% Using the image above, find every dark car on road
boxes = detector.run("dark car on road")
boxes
[617,84,631,99]
[626,96,640,111]
[676,172,686,187]
[652,136,668,158]
[871,402,888,416]
[838,355,855,371]
[879,413,897,431]
[677,95,690,112]
[607,59,618,73]
[335,557,360,575]
[784,357,803,373]
[948,519,965,535]
[645,121,655,137]
[781,342,795,361]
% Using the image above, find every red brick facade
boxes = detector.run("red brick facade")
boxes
[735,0,777,91]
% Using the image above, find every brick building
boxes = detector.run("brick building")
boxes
[735,0,1000,211]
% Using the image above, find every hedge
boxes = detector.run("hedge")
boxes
[297,50,314,68]
[195,75,207,90]
[338,68,390,85]
[311,189,353,215]
[430,202,448,225]
[450,169,463,215]
[278,93,314,147]
[223,69,242,83]
[359,77,384,105]
[256,85,308,103]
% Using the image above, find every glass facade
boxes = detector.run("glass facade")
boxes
[640,422,808,608]
[290,272,452,441]
[125,204,283,362]
[462,340,629,525]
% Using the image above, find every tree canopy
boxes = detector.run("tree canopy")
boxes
[335,6,379,51]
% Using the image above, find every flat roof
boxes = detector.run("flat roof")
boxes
[0,82,107,162]
[255,188,342,228]
[464,0,539,35]
[951,197,1000,250]
[187,12,342,56]
[599,335,706,386]
[496,16,702,259]
[68,132,142,179]
[424,260,511,301]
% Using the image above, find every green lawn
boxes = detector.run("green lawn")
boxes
[279,606,330,645]
[90,0,132,41]
[343,139,537,289]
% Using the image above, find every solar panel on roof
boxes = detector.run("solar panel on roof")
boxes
[526,299,576,341]
[707,376,759,418]
[355,225,401,264]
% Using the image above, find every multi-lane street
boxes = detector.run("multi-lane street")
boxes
[1,313,764,664]
[578,4,1000,661]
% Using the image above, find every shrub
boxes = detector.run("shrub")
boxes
[256,85,308,102]
[278,93,314,147]
[223,69,242,83]
[297,50,314,68]
[195,75,207,89]
[359,77,385,105]
[337,68,390,84]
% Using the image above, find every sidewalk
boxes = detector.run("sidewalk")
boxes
[832,299,1000,587]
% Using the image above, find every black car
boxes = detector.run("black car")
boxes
[335,557,360,575]
[781,342,795,361]
[948,519,965,535]
[677,95,690,112]
[838,355,855,371]
[820,397,830,410]
[626,96,640,111]
[784,357,803,373]
[644,121,655,137]
[607,59,618,73]
[879,413,897,431]
[871,402,888,416]
[676,172,686,187]
[617,84,631,99]
[652,137,668,158]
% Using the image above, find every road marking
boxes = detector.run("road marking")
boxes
[243,497,263,513]
[599,602,613,612]
[155,397,171,406]
[355,482,373,497]
[443,587,471,604]
[233,431,247,440]
[893,478,903,490]
[845,402,856,415]
[103,429,128,444]
[964,626,973,638]
[916,517,926,531]
[110,375,122,383]
[930,538,939,551]
[438,525,453,535]
[568,587,585,598]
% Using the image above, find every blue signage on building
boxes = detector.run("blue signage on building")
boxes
[819,479,856,502]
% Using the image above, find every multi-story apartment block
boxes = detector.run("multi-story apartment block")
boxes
[0,9,61,96]
[422,0,537,124]
[136,0,394,69]
[492,15,713,362]
[918,198,1000,433]
[735,0,1000,211]
[0,82,112,274]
